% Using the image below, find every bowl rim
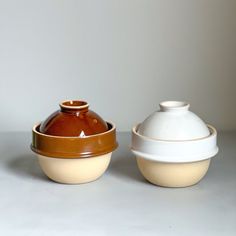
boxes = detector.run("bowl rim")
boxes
[31,121,118,159]
[131,148,219,163]
[131,124,218,163]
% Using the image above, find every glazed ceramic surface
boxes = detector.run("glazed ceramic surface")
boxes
[40,100,108,137]
[32,122,117,159]
[131,100,218,187]
[138,101,210,140]
[132,125,218,163]
[31,100,118,184]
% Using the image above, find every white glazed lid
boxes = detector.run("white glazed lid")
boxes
[131,101,218,163]
[138,101,210,140]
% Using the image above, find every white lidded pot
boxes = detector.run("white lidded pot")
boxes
[131,101,218,187]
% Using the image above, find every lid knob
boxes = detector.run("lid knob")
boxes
[159,101,190,112]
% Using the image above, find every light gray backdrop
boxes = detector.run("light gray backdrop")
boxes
[0,0,235,132]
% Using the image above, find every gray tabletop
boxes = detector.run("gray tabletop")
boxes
[0,131,235,236]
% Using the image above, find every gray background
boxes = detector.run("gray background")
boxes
[0,0,236,132]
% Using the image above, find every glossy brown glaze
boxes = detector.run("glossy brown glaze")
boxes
[32,122,118,158]
[39,100,108,137]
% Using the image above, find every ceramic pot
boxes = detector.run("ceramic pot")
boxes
[31,100,118,184]
[131,101,218,187]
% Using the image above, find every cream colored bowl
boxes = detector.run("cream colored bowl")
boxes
[37,153,111,184]
[136,157,211,187]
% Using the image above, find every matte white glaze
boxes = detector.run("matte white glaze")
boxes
[138,101,210,140]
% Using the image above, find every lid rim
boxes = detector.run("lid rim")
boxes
[134,124,216,142]
[34,121,116,139]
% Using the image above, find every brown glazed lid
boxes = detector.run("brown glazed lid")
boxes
[31,100,118,159]
[39,100,108,137]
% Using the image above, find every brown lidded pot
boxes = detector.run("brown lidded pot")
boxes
[31,100,118,184]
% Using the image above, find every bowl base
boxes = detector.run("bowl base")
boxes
[38,153,111,184]
[136,157,211,187]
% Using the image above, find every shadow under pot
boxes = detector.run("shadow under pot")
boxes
[31,100,118,184]
[131,101,219,188]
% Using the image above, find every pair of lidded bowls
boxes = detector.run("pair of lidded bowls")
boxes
[31,100,218,187]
